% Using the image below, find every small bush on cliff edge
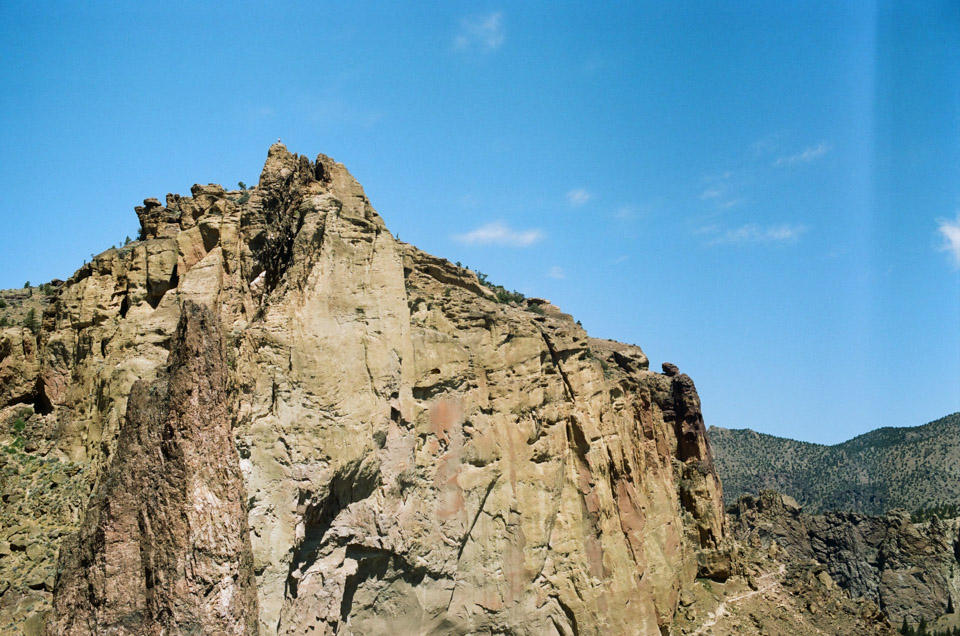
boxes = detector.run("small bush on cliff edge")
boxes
[22,309,39,335]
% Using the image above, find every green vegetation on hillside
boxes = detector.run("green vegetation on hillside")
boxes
[900,617,960,636]
[459,266,546,315]
[0,407,87,634]
[709,412,960,514]
[474,270,526,304]
[0,286,50,333]
[911,503,960,524]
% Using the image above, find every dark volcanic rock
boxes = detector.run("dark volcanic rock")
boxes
[49,302,259,635]
[652,366,730,578]
[730,490,960,625]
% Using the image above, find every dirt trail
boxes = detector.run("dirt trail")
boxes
[690,565,786,635]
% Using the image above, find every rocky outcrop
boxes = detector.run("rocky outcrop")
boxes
[658,362,730,580]
[1,144,735,634]
[670,555,894,635]
[730,490,960,625]
[49,302,259,634]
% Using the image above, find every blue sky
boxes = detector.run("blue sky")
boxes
[1,2,957,444]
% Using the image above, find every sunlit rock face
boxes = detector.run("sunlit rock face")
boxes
[0,144,727,635]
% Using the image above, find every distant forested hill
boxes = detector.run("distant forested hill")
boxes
[709,412,960,514]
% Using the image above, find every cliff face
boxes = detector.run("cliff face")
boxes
[0,144,728,635]
[49,302,260,634]
[730,491,960,625]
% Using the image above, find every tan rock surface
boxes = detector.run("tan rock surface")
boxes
[671,558,895,635]
[0,144,888,635]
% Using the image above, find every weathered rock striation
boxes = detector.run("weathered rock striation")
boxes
[0,144,735,634]
[730,490,960,625]
[49,301,259,634]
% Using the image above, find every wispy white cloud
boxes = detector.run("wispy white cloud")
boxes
[453,12,504,52]
[454,222,542,247]
[774,142,831,166]
[459,194,479,208]
[614,203,656,222]
[699,172,739,209]
[937,213,960,268]
[567,188,591,207]
[612,255,629,264]
[547,266,565,279]
[704,223,808,245]
[751,132,788,156]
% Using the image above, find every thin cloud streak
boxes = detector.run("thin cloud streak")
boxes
[752,132,787,156]
[937,213,960,268]
[547,266,565,279]
[454,222,542,247]
[453,12,504,52]
[774,142,831,166]
[699,171,738,208]
[567,188,591,207]
[705,223,808,245]
[299,96,383,128]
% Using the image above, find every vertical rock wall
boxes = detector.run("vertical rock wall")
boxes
[49,302,259,634]
[0,144,729,635]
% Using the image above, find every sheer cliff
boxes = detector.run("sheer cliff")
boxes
[0,144,730,635]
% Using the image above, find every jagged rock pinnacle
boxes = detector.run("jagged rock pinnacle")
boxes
[2,144,732,635]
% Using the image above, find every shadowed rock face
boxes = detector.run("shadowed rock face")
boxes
[48,302,259,635]
[2,145,729,635]
[658,365,729,579]
[730,491,960,625]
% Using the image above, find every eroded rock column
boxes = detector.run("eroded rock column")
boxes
[49,301,259,635]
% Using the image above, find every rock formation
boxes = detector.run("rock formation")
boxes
[669,551,893,635]
[49,301,259,634]
[0,144,732,634]
[730,490,960,626]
